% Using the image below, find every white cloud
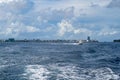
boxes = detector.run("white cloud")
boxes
[0,22,40,37]
[99,31,119,36]
[0,0,120,41]
[0,0,33,15]
[0,0,15,3]
[74,28,92,35]
[57,20,74,36]
[26,26,40,33]
[74,29,80,34]
[57,20,92,37]
[99,27,119,36]
[90,0,111,7]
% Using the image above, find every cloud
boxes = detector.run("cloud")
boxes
[0,0,34,14]
[100,31,119,36]
[57,20,92,37]
[99,28,119,36]
[90,0,111,8]
[0,0,120,41]
[107,0,120,8]
[0,0,14,3]
[0,22,40,37]
[57,20,74,36]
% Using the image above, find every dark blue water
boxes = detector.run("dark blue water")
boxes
[0,42,120,80]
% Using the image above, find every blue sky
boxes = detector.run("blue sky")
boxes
[0,0,120,41]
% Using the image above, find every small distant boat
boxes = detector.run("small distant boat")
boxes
[78,41,84,45]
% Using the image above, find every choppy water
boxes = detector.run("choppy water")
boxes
[0,42,120,80]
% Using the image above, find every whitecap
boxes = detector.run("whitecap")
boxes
[23,65,50,80]
[22,64,120,80]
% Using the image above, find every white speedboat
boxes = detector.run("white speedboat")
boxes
[78,41,83,45]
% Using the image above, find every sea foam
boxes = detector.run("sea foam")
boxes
[22,64,119,80]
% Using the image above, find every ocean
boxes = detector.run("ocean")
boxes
[0,42,120,80]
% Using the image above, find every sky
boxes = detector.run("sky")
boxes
[0,0,120,41]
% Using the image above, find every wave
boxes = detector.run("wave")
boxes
[22,64,120,80]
